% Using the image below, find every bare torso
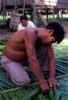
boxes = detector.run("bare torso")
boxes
[3,30,27,62]
[3,28,47,62]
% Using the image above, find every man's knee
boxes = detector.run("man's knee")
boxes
[11,75,31,86]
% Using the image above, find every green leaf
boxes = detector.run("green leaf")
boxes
[0,35,68,100]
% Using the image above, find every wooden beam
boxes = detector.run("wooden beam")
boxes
[32,0,36,25]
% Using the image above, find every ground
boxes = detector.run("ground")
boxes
[61,24,68,45]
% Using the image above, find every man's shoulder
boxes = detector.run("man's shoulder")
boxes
[25,28,37,41]
[18,23,25,31]
[18,23,22,28]
[28,21,34,25]
[18,23,21,26]
[28,21,35,28]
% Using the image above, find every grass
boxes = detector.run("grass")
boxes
[0,16,10,20]
[40,14,68,24]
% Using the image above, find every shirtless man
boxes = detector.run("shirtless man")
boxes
[1,22,65,93]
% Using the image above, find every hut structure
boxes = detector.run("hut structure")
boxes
[0,0,68,12]
[0,0,68,29]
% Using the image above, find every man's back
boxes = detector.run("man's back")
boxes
[3,30,27,61]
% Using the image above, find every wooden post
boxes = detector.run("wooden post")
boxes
[32,0,36,25]
[2,0,6,20]
[46,8,49,23]
[53,9,55,20]
[22,0,26,14]
[0,0,1,11]
[14,0,17,12]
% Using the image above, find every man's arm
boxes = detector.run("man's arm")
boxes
[48,45,59,88]
[24,30,49,93]
[48,45,56,78]
[25,30,45,82]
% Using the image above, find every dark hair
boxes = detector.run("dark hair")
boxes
[46,22,65,43]
[20,15,27,21]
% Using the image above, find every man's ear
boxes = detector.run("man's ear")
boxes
[48,29,54,36]
[49,29,54,34]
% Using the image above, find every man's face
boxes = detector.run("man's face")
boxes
[40,29,56,44]
[41,35,56,44]
[21,19,28,27]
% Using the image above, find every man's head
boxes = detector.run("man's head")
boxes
[46,22,65,44]
[20,15,28,26]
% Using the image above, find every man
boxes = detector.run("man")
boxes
[1,22,65,93]
[17,15,35,31]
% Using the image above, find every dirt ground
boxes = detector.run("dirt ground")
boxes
[60,24,68,45]
[62,24,68,38]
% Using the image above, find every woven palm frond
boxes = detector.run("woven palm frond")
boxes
[0,36,68,100]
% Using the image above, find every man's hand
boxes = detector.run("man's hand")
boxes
[39,80,49,93]
[48,78,59,89]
